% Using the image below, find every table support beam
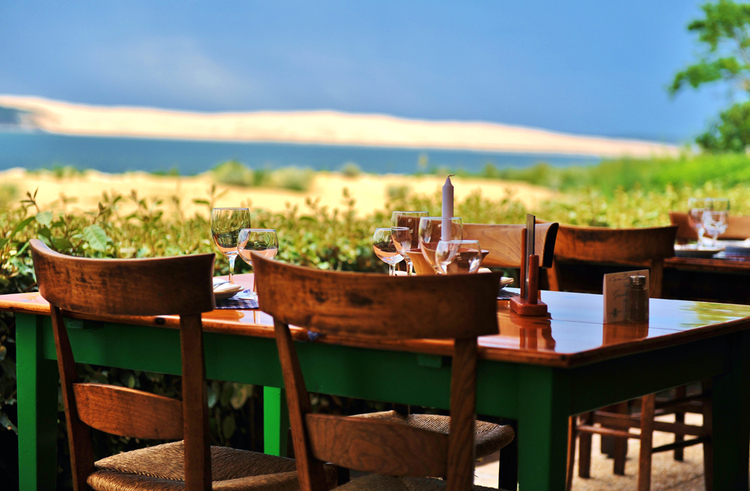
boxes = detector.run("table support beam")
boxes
[263,386,289,457]
[518,365,570,491]
[711,330,750,491]
[16,314,59,491]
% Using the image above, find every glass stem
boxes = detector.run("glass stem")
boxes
[228,255,236,283]
[389,264,396,276]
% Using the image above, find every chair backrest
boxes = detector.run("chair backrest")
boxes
[252,252,501,491]
[669,211,750,242]
[29,239,216,491]
[463,222,559,268]
[545,224,677,297]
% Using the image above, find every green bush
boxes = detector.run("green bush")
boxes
[267,166,316,192]
[4,163,750,488]
[212,160,255,187]
[341,161,362,178]
[212,161,316,192]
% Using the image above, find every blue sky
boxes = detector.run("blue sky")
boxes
[0,1,733,143]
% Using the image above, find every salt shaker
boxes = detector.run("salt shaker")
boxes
[626,275,649,323]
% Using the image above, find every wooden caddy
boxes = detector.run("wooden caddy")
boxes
[510,227,549,316]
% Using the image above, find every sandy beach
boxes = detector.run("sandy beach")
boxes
[1,168,557,217]
[0,95,677,158]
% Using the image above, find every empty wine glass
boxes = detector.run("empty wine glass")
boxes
[702,198,730,247]
[687,198,708,246]
[391,211,428,275]
[238,228,279,299]
[418,217,463,274]
[391,226,412,274]
[211,207,251,283]
[373,228,403,275]
[435,240,482,274]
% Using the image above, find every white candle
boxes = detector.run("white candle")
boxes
[441,175,454,241]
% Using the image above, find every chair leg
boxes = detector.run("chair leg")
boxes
[566,416,577,490]
[637,393,656,491]
[701,380,714,491]
[547,259,561,291]
[673,385,687,461]
[578,412,593,479]
[612,401,629,475]
[498,420,518,491]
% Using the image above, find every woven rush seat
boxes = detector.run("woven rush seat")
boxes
[88,441,337,491]
[334,474,502,490]
[356,411,514,459]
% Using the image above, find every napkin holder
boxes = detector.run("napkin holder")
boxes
[510,227,548,316]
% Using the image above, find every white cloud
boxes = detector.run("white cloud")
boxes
[87,36,265,107]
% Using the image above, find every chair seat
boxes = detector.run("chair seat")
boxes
[336,474,504,490]
[88,441,338,491]
[356,411,514,459]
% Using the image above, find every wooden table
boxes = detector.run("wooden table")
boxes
[5,274,750,490]
[664,252,750,303]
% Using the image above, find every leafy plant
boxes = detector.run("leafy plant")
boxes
[669,0,750,151]
[3,163,750,488]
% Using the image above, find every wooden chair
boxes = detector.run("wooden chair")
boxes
[540,226,713,491]
[669,211,750,242]
[29,239,336,491]
[545,223,678,297]
[393,222,558,487]
[463,222,559,269]
[252,252,514,491]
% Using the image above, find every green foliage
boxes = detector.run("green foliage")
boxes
[0,183,18,207]
[670,0,750,94]
[150,167,181,177]
[670,0,750,150]
[386,183,411,201]
[4,163,750,487]
[340,161,362,178]
[27,166,84,179]
[267,166,315,192]
[479,153,750,196]
[697,101,750,151]
[212,160,255,186]
[212,160,316,191]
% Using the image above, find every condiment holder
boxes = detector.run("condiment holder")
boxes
[510,215,548,316]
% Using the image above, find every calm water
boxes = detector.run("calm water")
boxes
[0,131,600,175]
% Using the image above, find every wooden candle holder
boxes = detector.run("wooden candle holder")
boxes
[510,228,548,317]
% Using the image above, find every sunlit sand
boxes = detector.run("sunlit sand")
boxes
[1,168,557,217]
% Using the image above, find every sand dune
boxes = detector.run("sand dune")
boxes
[0,95,677,158]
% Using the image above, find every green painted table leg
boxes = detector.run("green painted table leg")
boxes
[263,386,289,457]
[16,314,59,491]
[711,330,750,490]
[517,365,570,491]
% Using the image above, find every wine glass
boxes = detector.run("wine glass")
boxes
[687,198,708,246]
[435,240,483,274]
[373,228,403,276]
[211,207,251,284]
[418,217,463,274]
[391,226,412,274]
[391,211,428,275]
[702,198,730,247]
[238,228,279,299]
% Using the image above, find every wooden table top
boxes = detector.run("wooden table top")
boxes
[4,274,750,368]
[665,252,750,273]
